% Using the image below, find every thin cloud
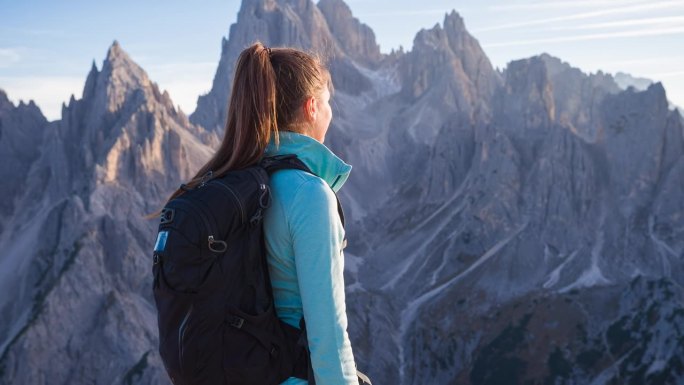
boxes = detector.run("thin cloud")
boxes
[600,56,684,68]
[484,26,684,47]
[144,62,218,114]
[159,79,210,115]
[2,27,69,37]
[489,0,648,11]
[146,62,217,73]
[475,1,684,32]
[0,48,22,68]
[551,15,684,30]
[356,9,451,17]
[651,70,684,78]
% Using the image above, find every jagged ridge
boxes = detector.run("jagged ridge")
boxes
[0,42,213,384]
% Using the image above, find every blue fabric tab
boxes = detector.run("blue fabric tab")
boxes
[154,231,169,252]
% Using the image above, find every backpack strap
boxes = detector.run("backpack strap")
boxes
[298,319,372,385]
[260,155,346,227]
[260,154,308,174]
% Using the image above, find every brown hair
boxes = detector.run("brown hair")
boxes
[161,42,331,206]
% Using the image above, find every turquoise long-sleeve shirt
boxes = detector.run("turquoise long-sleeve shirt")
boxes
[262,131,358,385]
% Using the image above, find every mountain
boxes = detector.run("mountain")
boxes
[614,71,653,92]
[190,0,382,133]
[2,1,684,384]
[0,42,214,384]
[0,91,48,236]
[604,71,682,116]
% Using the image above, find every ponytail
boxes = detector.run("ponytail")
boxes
[163,42,277,204]
[155,41,330,212]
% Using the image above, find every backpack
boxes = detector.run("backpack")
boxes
[152,155,313,385]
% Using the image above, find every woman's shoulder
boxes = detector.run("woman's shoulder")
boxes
[270,169,335,206]
[270,169,330,195]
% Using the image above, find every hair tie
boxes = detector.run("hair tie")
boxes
[265,47,272,57]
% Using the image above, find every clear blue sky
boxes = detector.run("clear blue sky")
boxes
[1,0,682,120]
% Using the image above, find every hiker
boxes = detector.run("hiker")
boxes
[256,43,358,384]
[158,42,358,384]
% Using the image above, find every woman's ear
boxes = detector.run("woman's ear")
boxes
[303,96,317,122]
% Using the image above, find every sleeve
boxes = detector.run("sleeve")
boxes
[288,178,358,385]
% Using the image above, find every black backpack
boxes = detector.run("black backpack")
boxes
[152,155,314,385]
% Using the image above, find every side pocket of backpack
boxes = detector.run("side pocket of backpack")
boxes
[156,229,220,294]
[153,204,225,382]
[154,200,223,295]
[222,304,295,384]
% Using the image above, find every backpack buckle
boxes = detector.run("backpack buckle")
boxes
[160,208,175,224]
[228,316,245,329]
[249,209,263,226]
[199,170,213,188]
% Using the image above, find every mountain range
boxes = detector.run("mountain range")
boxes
[1,0,683,384]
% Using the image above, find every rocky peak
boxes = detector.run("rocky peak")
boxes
[232,0,334,52]
[318,0,383,67]
[569,81,676,228]
[644,81,668,107]
[532,53,620,141]
[104,40,146,78]
[428,11,493,79]
[191,0,330,131]
[0,91,47,139]
[82,60,99,100]
[82,41,156,114]
[500,56,555,126]
[191,0,380,131]
[46,41,211,204]
[444,10,464,27]
[75,42,184,135]
[0,89,11,111]
[0,91,43,119]
[504,56,553,97]
[442,10,467,47]
[0,38,219,383]
[614,72,653,92]
[538,53,571,77]
[398,11,499,114]
[0,90,48,233]
[539,53,619,94]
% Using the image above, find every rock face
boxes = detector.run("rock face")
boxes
[190,0,381,132]
[317,0,382,67]
[0,42,213,384]
[2,1,684,384]
[0,91,47,236]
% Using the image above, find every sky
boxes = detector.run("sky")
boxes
[1,0,682,121]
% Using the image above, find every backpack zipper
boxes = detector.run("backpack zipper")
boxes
[213,182,245,224]
[178,304,194,373]
[175,198,217,249]
[177,198,213,233]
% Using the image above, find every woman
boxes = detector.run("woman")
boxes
[259,46,357,385]
[174,42,358,384]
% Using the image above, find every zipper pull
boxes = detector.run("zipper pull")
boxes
[207,235,227,253]
[258,183,270,209]
[199,170,213,188]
